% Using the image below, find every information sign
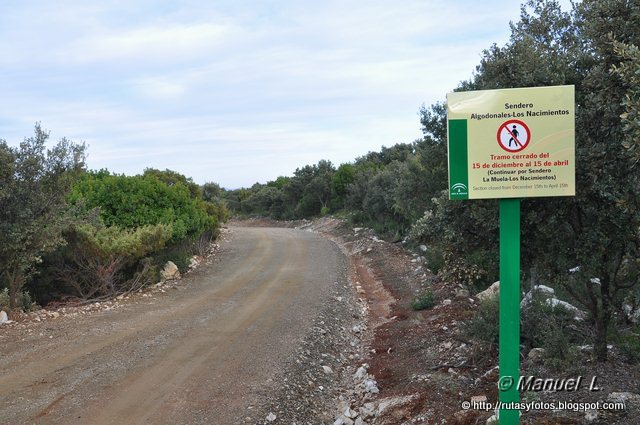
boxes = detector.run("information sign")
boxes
[447,85,575,200]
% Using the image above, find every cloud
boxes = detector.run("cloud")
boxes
[131,77,187,100]
[0,0,560,188]
[63,23,231,63]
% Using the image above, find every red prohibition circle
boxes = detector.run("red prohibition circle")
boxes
[497,119,531,153]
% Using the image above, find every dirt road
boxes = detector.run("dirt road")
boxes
[0,227,349,425]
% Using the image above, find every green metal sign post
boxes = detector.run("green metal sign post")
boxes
[499,198,521,423]
[447,86,575,424]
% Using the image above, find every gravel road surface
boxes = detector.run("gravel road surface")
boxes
[0,227,349,425]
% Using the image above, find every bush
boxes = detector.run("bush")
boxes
[463,294,500,349]
[152,237,198,273]
[423,246,444,275]
[411,289,436,311]
[55,222,173,299]
[521,292,580,350]
[541,321,580,371]
[69,170,221,242]
[439,251,488,288]
[0,287,38,312]
[611,328,640,364]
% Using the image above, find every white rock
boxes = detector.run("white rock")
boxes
[528,347,545,361]
[477,281,500,301]
[470,395,487,403]
[520,285,555,308]
[623,303,640,324]
[486,414,498,424]
[189,256,201,269]
[354,366,368,382]
[584,410,598,422]
[364,379,379,393]
[607,391,640,404]
[545,298,586,320]
[323,365,334,374]
[536,284,555,294]
[442,299,452,306]
[161,261,181,280]
[266,412,277,422]
[0,311,8,324]
[344,406,358,418]
[354,418,364,425]
[376,395,415,415]
[360,403,376,419]
[419,245,428,252]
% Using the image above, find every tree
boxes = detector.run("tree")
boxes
[612,41,640,167]
[0,124,86,309]
[412,0,640,361]
[143,168,202,199]
[245,186,284,218]
[331,163,355,210]
[202,182,223,202]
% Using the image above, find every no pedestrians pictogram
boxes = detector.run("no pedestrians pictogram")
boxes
[497,119,531,153]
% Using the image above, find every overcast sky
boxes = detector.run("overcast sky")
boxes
[0,0,573,188]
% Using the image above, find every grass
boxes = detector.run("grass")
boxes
[411,289,436,311]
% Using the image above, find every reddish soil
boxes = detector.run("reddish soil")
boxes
[305,217,640,425]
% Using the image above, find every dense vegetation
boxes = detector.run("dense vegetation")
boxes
[224,0,640,362]
[1,0,637,364]
[0,129,228,308]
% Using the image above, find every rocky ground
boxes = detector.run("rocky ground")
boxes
[240,217,640,425]
[3,218,639,425]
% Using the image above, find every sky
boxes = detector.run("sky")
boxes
[0,0,573,189]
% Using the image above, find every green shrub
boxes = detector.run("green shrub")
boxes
[521,292,579,350]
[152,237,197,273]
[612,328,640,364]
[519,292,583,370]
[0,288,10,309]
[463,294,500,349]
[423,246,444,275]
[0,287,38,312]
[541,321,580,371]
[439,251,488,287]
[411,289,436,310]
[56,222,173,299]
[69,170,221,242]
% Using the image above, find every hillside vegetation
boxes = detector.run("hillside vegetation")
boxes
[0,129,228,309]
[1,0,638,365]
[224,0,640,362]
